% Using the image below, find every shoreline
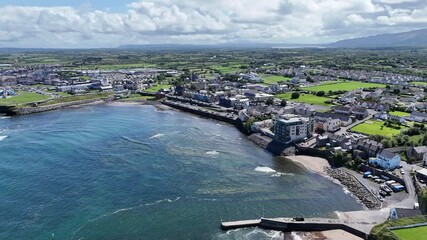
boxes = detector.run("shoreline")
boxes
[285,155,329,176]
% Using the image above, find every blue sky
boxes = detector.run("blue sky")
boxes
[0,0,425,48]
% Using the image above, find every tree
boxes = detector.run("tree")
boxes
[280,99,287,107]
[266,98,274,106]
[291,92,300,99]
[316,91,325,96]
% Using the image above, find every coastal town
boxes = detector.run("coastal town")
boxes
[2,52,427,239]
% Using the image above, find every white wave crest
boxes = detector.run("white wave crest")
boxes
[149,133,164,139]
[255,166,276,173]
[206,150,219,155]
[0,135,8,141]
[272,172,295,177]
[145,197,180,206]
[0,116,11,119]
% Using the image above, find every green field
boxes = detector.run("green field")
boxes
[276,92,333,106]
[209,64,244,74]
[68,63,158,70]
[351,120,405,137]
[0,91,50,106]
[39,93,112,106]
[303,81,386,92]
[389,111,410,117]
[392,226,427,240]
[410,81,427,86]
[145,84,172,93]
[260,74,292,85]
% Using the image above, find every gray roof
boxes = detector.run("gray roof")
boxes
[378,149,398,159]
[414,146,427,154]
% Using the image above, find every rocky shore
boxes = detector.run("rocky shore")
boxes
[325,167,381,210]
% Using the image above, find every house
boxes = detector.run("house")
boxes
[316,135,329,147]
[242,73,263,83]
[320,118,341,132]
[389,208,422,220]
[333,106,351,115]
[407,146,427,161]
[352,107,369,118]
[410,111,427,123]
[314,112,352,126]
[369,149,401,170]
[354,139,383,158]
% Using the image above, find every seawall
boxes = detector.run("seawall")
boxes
[161,100,246,132]
[221,217,369,240]
[3,98,110,115]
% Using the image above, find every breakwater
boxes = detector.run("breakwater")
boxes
[221,217,369,239]
[1,98,112,115]
[161,100,246,132]
[326,168,381,210]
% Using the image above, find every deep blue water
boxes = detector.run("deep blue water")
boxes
[0,104,363,239]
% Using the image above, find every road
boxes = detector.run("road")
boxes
[335,111,375,135]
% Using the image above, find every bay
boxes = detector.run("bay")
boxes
[0,103,362,239]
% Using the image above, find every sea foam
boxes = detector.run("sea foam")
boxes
[0,136,8,141]
[254,166,277,173]
[206,150,219,155]
[149,133,164,139]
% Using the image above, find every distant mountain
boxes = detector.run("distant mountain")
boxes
[329,28,427,48]
[117,43,323,50]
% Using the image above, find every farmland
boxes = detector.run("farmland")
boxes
[351,120,405,137]
[303,80,386,92]
[276,92,333,106]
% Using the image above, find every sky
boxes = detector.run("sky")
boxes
[0,0,426,48]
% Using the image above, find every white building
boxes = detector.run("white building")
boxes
[273,117,314,144]
[369,149,401,170]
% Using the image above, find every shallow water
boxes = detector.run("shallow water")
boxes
[0,104,362,239]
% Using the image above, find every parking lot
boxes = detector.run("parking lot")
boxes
[346,168,414,209]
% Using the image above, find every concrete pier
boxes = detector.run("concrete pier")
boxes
[221,217,370,239]
[221,219,261,230]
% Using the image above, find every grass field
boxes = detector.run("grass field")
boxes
[39,93,112,106]
[145,84,172,93]
[0,91,50,106]
[303,81,385,92]
[67,63,158,70]
[351,120,405,137]
[389,111,410,117]
[260,74,292,84]
[276,92,333,106]
[410,81,427,86]
[392,226,427,240]
[209,64,244,74]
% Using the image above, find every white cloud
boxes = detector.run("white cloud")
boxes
[0,0,424,47]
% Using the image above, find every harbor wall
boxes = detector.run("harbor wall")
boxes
[161,100,244,131]
[4,98,109,115]
[259,218,368,239]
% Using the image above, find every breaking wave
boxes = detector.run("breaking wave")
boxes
[0,135,8,141]
[149,133,164,139]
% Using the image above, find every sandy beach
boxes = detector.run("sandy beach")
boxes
[286,155,330,175]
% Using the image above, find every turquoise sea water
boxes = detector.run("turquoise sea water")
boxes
[0,104,363,239]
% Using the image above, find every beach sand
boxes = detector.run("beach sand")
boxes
[286,155,330,176]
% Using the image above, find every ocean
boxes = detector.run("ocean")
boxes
[0,103,363,239]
